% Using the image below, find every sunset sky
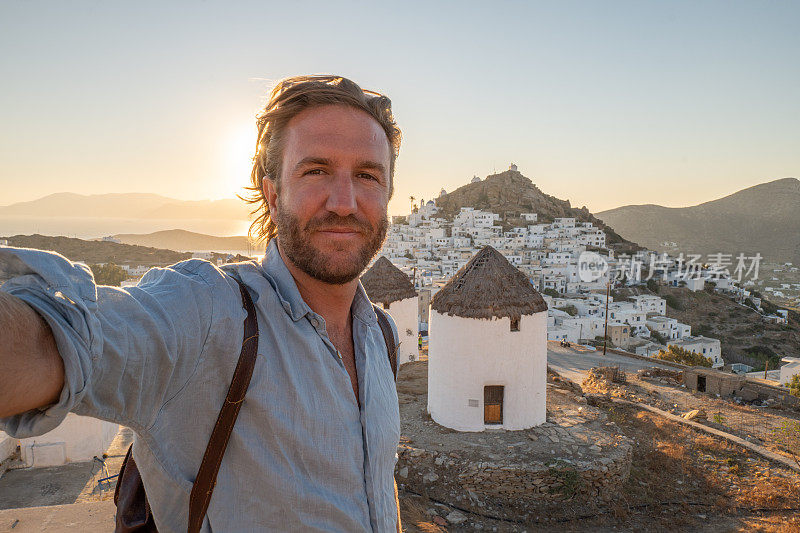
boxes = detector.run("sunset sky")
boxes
[1,1,798,220]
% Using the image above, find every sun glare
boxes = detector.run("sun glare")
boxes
[223,124,258,198]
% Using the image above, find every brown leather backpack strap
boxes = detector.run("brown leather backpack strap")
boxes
[187,279,259,533]
[373,305,398,381]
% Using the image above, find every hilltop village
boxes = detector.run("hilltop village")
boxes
[379,164,781,371]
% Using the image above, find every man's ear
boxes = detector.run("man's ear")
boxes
[263,176,278,214]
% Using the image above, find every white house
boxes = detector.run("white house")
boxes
[646,316,680,340]
[0,430,16,463]
[17,414,119,467]
[669,336,724,368]
[630,295,667,316]
[780,357,800,385]
[428,246,549,432]
[361,257,419,366]
[686,277,705,292]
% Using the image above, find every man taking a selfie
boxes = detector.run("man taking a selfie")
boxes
[0,74,403,532]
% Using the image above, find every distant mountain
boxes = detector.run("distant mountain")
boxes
[596,178,800,263]
[435,169,640,250]
[0,192,251,220]
[113,229,265,253]
[4,234,190,266]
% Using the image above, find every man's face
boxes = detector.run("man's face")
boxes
[264,105,391,285]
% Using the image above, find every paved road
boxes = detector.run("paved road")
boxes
[547,342,678,385]
[0,501,115,532]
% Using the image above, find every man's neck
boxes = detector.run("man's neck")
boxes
[276,241,358,331]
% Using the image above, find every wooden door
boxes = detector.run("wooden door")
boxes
[484,386,504,425]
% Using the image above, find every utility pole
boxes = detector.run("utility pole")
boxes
[603,280,610,356]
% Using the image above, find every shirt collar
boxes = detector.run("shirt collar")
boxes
[259,239,377,325]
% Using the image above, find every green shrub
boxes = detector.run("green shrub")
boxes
[664,294,683,311]
[788,374,800,398]
[648,329,666,346]
[654,345,712,367]
[694,324,714,337]
[90,263,128,286]
[646,278,660,294]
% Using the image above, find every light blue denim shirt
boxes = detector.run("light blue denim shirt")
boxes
[0,239,401,532]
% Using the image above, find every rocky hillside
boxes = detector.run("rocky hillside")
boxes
[596,177,800,264]
[435,169,640,251]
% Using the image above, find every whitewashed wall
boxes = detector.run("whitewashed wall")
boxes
[18,413,119,467]
[384,297,419,365]
[780,361,800,385]
[0,431,17,463]
[427,310,547,431]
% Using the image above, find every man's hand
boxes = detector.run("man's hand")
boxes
[0,292,64,418]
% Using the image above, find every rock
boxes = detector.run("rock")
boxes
[446,510,468,524]
[398,467,408,478]
[435,456,445,465]
[433,516,448,526]
[682,409,707,421]
[423,472,439,483]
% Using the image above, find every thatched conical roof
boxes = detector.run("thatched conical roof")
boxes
[361,256,417,305]
[431,246,547,320]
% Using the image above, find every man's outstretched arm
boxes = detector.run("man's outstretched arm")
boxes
[0,291,64,418]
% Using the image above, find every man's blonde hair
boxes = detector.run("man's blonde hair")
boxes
[243,75,401,242]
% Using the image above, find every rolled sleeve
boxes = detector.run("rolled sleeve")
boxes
[0,247,221,438]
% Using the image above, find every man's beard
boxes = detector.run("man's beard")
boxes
[274,199,388,285]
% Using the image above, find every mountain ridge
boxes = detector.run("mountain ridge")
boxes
[596,177,800,263]
[0,192,250,220]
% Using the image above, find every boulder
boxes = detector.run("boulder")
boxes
[682,409,707,421]
[446,510,468,525]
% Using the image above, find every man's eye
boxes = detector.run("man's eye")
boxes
[306,169,325,175]
[358,173,378,181]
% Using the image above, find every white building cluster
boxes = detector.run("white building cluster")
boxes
[380,171,731,369]
[383,199,607,296]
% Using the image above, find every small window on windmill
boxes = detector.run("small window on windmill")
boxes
[510,317,520,332]
[383,302,390,310]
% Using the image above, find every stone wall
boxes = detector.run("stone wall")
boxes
[396,440,632,520]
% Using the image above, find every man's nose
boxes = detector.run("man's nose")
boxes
[325,173,358,216]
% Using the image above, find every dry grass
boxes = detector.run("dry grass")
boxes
[398,493,447,533]
[597,404,800,530]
